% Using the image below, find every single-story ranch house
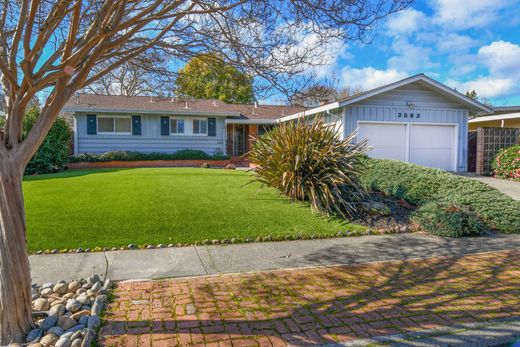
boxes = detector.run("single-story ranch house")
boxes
[63,74,493,172]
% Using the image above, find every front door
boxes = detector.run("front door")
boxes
[231,124,247,156]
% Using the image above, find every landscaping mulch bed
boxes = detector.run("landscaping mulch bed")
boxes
[352,192,416,234]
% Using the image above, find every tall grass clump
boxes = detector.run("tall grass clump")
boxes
[249,118,369,218]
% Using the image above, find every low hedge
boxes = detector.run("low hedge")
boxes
[361,159,520,234]
[492,144,520,181]
[412,202,490,237]
[69,150,229,163]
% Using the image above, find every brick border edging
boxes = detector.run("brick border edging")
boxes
[66,159,237,169]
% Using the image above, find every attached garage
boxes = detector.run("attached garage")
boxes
[358,122,457,171]
[279,74,493,172]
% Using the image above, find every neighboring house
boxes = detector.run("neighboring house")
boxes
[469,106,520,131]
[63,74,492,172]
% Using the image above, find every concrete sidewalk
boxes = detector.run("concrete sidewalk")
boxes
[30,232,520,284]
[459,172,520,200]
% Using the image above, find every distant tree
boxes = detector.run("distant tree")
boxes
[85,52,175,96]
[465,89,478,100]
[465,89,493,107]
[290,82,363,107]
[175,54,255,104]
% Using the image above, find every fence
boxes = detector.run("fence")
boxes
[475,127,519,175]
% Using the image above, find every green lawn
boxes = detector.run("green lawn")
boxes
[24,168,363,251]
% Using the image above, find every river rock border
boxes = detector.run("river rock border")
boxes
[30,227,413,255]
[17,274,111,347]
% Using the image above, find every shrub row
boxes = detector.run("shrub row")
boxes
[25,108,72,175]
[361,159,520,235]
[69,149,229,162]
[492,144,520,181]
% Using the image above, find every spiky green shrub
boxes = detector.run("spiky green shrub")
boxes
[412,202,490,237]
[249,118,369,218]
[492,144,520,181]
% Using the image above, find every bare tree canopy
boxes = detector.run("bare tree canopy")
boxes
[290,81,365,107]
[0,0,411,343]
[84,50,176,96]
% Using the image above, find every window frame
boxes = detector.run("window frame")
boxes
[192,118,208,135]
[169,117,185,135]
[97,115,132,135]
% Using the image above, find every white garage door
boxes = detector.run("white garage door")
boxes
[410,124,455,171]
[358,123,407,161]
[358,122,456,171]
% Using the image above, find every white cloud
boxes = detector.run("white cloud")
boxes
[388,38,439,73]
[446,77,515,98]
[431,0,513,29]
[437,34,480,53]
[387,9,427,36]
[478,40,520,76]
[340,67,408,90]
[445,40,520,98]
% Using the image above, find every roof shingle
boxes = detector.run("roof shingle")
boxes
[63,94,306,120]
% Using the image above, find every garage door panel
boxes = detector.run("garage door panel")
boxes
[358,122,456,171]
[358,123,406,161]
[410,149,453,170]
[410,124,455,171]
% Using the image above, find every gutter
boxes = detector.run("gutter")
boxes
[63,107,239,117]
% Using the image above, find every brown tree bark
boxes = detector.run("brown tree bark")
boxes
[0,159,34,345]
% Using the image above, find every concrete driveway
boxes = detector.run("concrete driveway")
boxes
[461,173,520,200]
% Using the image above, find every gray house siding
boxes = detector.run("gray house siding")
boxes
[75,113,226,154]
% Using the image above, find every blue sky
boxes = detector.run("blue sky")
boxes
[317,0,520,106]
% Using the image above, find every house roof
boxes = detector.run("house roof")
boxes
[279,74,494,122]
[62,94,306,120]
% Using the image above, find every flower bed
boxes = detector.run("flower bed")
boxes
[492,144,520,181]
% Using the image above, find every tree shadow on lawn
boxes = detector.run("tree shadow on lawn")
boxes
[99,245,520,346]
[23,168,131,181]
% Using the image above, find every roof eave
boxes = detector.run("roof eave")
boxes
[337,74,494,114]
[278,102,340,123]
[225,119,278,124]
[63,107,240,117]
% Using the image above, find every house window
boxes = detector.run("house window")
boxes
[257,124,275,136]
[170,118,185,134]
[98,116,132,135]
[193,119,207,135]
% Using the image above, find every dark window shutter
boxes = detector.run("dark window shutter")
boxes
[160,116,169,136]
[87,114,97,135]
[132,116,141,135]
[208,118,216,137]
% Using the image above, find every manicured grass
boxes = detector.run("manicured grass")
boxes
[23,168,363,251]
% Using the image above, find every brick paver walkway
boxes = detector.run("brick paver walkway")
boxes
[100,250,520,346]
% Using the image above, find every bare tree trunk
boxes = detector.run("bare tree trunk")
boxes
[0,160,34,344]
